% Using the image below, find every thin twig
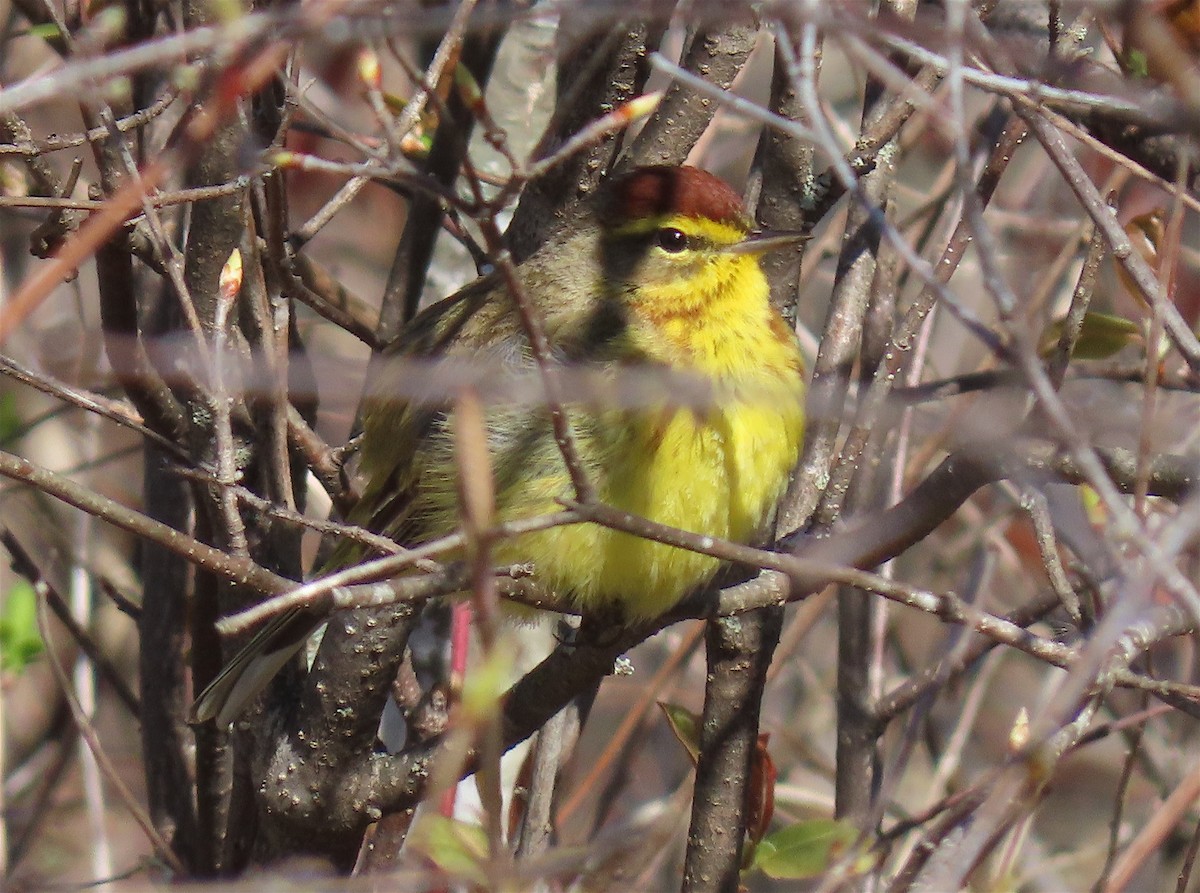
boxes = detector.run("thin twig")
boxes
[1102,761,1200,893]
[1047,223,1105,389]
[35,597,185,873]
[0,446,289,596]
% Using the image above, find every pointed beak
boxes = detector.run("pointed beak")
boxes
[725,229,811,256]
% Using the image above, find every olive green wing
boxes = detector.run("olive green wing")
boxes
[192,275,513,725]
[332,274,516,563]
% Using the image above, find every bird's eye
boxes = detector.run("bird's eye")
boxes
[655,228,688,253]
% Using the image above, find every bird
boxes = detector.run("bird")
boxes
[192,164,807,726]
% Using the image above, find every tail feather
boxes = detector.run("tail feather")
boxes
[190,608,324,726]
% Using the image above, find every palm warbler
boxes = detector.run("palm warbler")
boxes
[194,165,806,725]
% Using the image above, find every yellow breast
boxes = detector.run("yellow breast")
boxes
[493,388,803,618]
[491,251,805,617]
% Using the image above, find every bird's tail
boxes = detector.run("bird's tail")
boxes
[189,607,325,726]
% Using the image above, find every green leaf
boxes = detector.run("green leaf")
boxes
[659,701,701,765]
[1124,48,1150,79]
[0,393,23,445]
[1039,311,1142,360]
[750,819,863,880]
[1,579,43,672]
[409,815,487,883]
[206,0,245,24]
[27,22,62,40]
[382,91,409,115]
[454,63,485,108]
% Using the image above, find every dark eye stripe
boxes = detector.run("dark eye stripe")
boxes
[656,227,688,253]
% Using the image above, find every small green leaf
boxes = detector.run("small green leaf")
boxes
[382,91,409,115]
[1124,49,1150,79]
[659,702,701,765]
[750,819,862,880]
[173,63,201,92]
[1039,311,1142,360]
[454,63,485,109]
[27,22,62,40]
[1,580,43,672]
[409,815,487,883]
[1079,484,1105,526]
[206,0,245,24]
[0,393,22,444]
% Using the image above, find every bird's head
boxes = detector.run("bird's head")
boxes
[593,165,807,314]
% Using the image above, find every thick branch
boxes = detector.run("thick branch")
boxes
[682,611,781,893]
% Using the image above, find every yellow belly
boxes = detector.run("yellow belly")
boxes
[491,394,804,618]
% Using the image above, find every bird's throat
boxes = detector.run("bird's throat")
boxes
[623,257,796,381]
